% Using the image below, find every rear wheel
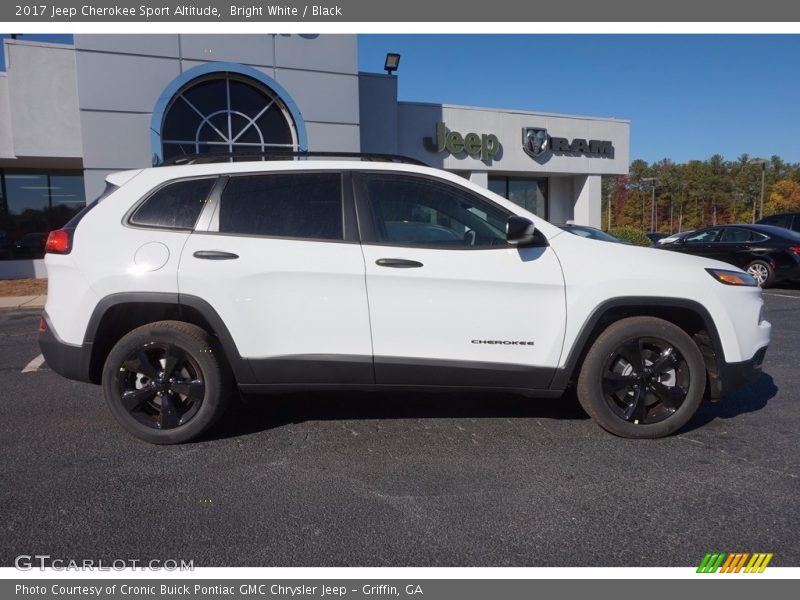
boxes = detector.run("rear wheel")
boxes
[576,316,706,439]
[102,321,230,444]
[745,260,774,288]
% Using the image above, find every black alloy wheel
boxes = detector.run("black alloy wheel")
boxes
[117,343,205,430]
[577,316,706,438]
[102,321,230,444]
[601,337,689,425]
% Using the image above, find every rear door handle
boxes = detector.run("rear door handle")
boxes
[193,250,239,260]
[375,258,424,268]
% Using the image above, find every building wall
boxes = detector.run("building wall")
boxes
[73,34,361,199]
[359,74,629,226]
[0,40,82,166]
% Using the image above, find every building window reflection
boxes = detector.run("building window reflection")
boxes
[0,170,86,260]
[488,176,548,219]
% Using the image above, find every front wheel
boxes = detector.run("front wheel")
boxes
[576,316,706,439]
[102,321,230,444]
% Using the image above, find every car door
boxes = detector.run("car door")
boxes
[716,227,758,269]
[354,171,566,390]
[179,170,374,386]
[676,227,723,258]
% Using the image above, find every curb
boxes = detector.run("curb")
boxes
[0,295,47,310]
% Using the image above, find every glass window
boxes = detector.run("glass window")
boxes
[720,228,751,243]
[759,215,787,228]
[363,174,509,248]
[0,170,86,260]
[488,176,548,219]
[130,178,215,230]
[219,173,342,240]
[686,228,722,243]
[161,74,298,161]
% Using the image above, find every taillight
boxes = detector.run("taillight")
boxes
[38,318,47,333]
[45,230,70,254]
[790,246,800,256]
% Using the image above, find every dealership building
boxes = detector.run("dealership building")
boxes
[0,34,629,278]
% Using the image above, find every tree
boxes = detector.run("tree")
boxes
[766,180,800,215]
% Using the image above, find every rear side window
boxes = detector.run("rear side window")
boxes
[130,178,215,229]
[219,173,343,240]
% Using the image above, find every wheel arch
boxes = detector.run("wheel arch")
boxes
[550,297,724,393]
[85,292,252,385]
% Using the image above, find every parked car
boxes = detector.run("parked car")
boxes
[757,212,800,233]
[645,232,668,245]
[0,230,11,260]
[554,223,626,243]
[658,230,695,246]
[658,223,800,287]
[39,154,770,443]
[13,232,47,259]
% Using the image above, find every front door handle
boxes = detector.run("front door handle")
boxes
[193,250,239,260]
[375,258,424,268]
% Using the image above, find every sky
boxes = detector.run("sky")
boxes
[358,35,800,165]
[2,34,797,165]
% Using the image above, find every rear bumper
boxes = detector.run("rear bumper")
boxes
[38,312,94,384]
[709,345,767,400]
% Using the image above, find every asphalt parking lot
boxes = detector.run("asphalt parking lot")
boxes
[1,290,799,568]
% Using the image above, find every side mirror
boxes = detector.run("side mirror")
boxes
[506,216,537,246]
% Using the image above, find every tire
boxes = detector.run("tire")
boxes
[576,316,706,439]
[745,260,775,288]
[101,320,231,444]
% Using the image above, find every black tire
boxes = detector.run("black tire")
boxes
[101,320,231,444]
[745,260,775,288]
[576,316,706,439]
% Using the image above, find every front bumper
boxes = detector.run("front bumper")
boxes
[38,313,94,384]
[708,345,768,400]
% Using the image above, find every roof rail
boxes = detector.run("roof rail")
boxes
[155,150,428,167]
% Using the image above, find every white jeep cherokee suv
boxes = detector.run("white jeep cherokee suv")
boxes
[39,155,770,444]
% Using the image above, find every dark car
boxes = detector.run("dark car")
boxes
[12,232,47,259]
[757,212,800,233]
[0,231,11,260]
[555,223,626,243]
[657,230,695,246]
[659,223,800,287]
[645,231,668,245]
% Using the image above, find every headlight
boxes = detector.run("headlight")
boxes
[705,268,758,287]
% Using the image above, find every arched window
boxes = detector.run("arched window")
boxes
[160,73,299,160]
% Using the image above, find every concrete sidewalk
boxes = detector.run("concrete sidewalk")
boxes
[0,295,46,310]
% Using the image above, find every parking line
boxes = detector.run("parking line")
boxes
[764,293,800,299]
[21,354,46,373]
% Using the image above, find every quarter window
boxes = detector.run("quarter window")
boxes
[130,178,215,230]
[219,173,343,240]
[361,174,509,248]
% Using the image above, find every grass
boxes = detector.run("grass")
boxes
[0,278,48,297]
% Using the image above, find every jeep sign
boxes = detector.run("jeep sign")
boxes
[424,122,500,161]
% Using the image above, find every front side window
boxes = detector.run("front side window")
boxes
[130,178,215,230]
[686,228,721,243]
[361,174,509,248]
[218,173,343,240]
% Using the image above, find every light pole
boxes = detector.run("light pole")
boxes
[642,177,658,232]
[749,159,767,222]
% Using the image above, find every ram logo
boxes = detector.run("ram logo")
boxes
[522,127,550,158]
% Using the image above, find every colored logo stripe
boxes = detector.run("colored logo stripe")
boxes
[697,552,773,573]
